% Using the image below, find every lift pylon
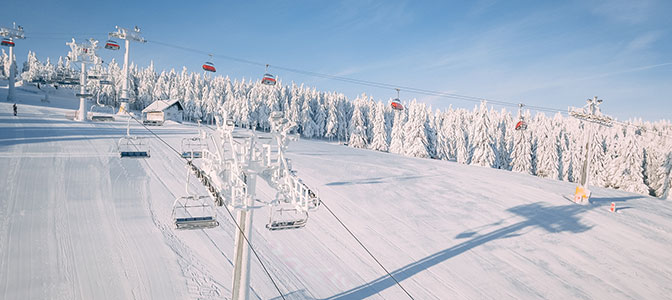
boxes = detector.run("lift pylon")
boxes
[1,23,25,101]
[109,26,146,110]
[569,96,613,204]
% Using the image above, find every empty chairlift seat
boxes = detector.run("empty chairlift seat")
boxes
[172,196,219,230]
[181,136,207,159]
[266,207,309,231]
[118,136,150,158]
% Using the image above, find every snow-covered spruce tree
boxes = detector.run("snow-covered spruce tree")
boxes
[389,108,406,154]
[348,102,368,148]
[314,97,327,138]
[511,126,533,174]
[301,97,317,138]
[560,128,574,182]
[455,110,470,164]
[425,106,438,158]
[325,98,339,141]
[336,94,350,142]
[404,101,430,158]
[611,127,649,194]
[589,125,610,188]
[435,110,450,160]
[494,110,512,170]
[21,51,41,83]
[366,98,376,142]
[535,115,560,179]
[655,151,672,199]
[369,102,389,152]
[469,101,496,167]
[41,58,56,83]
[604,127,622,188]
[642,132,669,195]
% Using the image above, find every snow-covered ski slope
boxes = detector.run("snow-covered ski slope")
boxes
[1,84,671,300]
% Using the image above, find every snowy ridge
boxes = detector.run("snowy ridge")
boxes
[2,81,672,299]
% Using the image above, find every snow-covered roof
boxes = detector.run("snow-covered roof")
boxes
[141,99,184,113]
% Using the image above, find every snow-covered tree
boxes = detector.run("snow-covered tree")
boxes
[610,127,649,194]
[535,115,560,179]
[21,51,41,83]
[369,102,388,152]
[404,101,430,158]
[655,152,672,199]
[325,98,339,141]
[511,128,533,174]
[301,98,317,138]
[389,109,406,154]
[348,102,367,148]
[469,102,495,167]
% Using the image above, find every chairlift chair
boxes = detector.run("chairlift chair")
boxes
[172,166,219,230]
[181,136,208,159]
[89,98,115,121]
[266,207,308,231]
[391,88,404,111]
[118,117,150,157]
[104,40,120,50]
[172,195,219,230]
[118,136,150,157]
[1,38,15,47]
[261,64,276,85]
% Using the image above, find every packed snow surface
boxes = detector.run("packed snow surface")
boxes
[1,84,672,299]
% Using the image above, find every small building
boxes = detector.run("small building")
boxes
[141,99,184,125]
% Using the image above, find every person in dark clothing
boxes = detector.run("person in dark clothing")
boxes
[13,103,17,116]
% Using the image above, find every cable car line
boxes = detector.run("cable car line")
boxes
[145,38,569,115]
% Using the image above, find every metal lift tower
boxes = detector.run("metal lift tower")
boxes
[108,26,145,112]
[191,111,320,300]
[569,96,614,203]
[0,23,25,101]
[66,38,100,121]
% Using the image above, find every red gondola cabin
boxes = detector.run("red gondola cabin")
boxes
[515,120,528,131]
[261,73,276,85]
[104,40,120,50]
[202,62,216,72]
[1,39,15,47]
[391,99,404,111]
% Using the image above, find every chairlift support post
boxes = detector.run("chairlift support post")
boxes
[188,111,318,299]
[1,23,25,101]
[66,38,99,122]
[569,96,613,204]
[109,26,146,109]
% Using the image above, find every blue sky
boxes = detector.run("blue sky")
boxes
[2,0,671,121]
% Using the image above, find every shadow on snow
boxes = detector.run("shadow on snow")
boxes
[321,201,598,300]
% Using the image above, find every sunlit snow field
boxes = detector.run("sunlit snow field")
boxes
[1,83,671,299]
